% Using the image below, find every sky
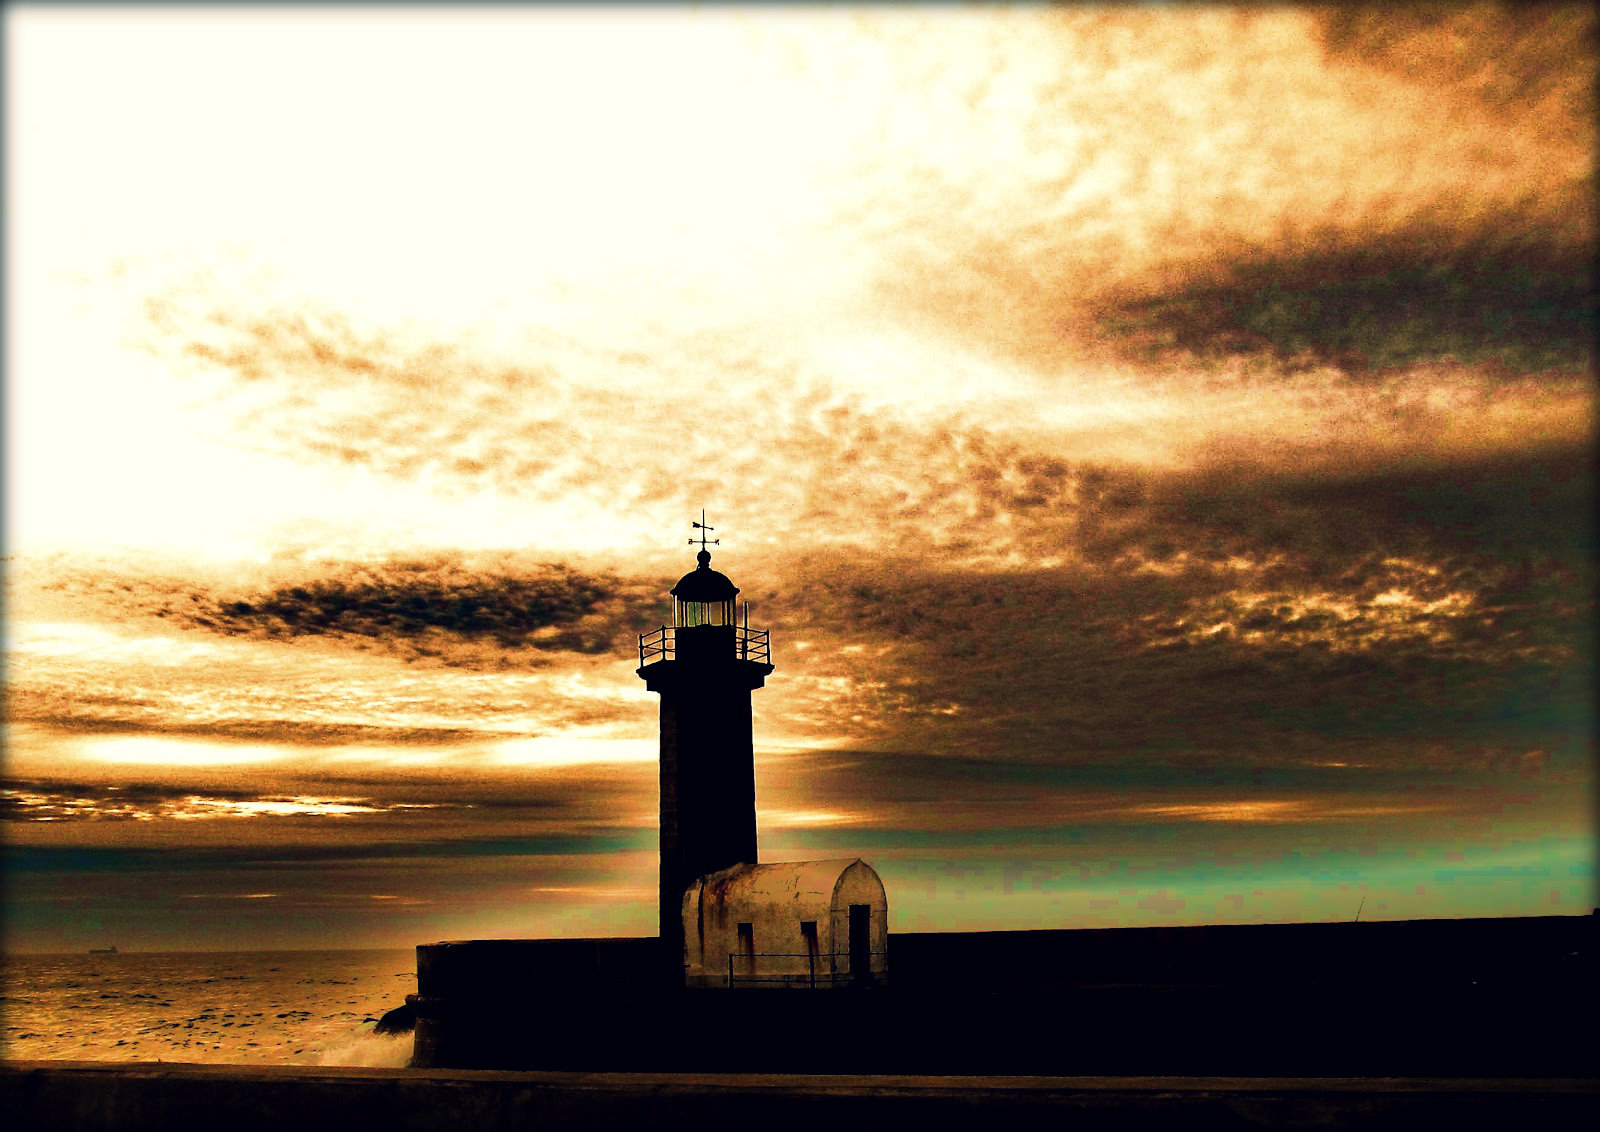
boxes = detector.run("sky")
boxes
[4,3,1594,952]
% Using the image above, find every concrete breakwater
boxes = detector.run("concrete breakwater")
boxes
[409,980,1592,1077]
[5,1063,1597,1132]
[409,915,1596,1075]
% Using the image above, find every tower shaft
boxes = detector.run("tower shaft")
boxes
[650,652,768,949]
[638,538,773,980]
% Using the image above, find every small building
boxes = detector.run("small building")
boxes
[683,859,889,989]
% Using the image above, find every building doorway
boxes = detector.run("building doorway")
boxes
[848,903,871,987]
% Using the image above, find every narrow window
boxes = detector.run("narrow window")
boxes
[735,921,755,984]
[849,904,871,985]
[801,921,819,987]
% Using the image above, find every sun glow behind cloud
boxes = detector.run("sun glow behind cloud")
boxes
[485,736,655,769]
[5,790,438,823]
[1127,800,1446,824]
[79,736,290,769]
[38,732,662,777]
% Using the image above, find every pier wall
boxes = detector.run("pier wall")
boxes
[408,914,1595,1075]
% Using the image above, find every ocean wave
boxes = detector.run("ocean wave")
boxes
[304,1029,412,1068]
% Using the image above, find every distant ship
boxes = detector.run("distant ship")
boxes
[88,946,118,955]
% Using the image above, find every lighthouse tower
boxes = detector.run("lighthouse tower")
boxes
[637,517,773,974]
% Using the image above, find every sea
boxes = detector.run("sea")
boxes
[1,950,417,1066]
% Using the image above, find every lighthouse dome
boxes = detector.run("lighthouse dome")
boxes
[670,550,740,601]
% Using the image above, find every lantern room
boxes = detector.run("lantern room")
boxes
[671,549,739,627]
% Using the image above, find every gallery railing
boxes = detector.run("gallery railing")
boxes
[638,624,770,667]
[724,951,887,989]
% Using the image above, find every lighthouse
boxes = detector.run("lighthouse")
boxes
[405,519,885,1065]
[638,515,773,973]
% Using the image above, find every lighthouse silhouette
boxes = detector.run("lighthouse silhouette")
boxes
[637,514,774,974]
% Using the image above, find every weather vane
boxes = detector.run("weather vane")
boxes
[689,509,719,553]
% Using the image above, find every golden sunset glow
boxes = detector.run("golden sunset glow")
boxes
[4,3,1593,951]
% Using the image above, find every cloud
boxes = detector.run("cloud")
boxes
[1315,4,1596,129]
[135,273,1590,586]
[2,756,657,854]
[0,781,446,824]
[139,293,1100,554]
[11,427,1587,790]
[1139,442,1596,565]
[755,460,1592,765]
[4,714,496,749]
[1091,231,1594,375]
[8,835,652,872]
[12,549,662,666]
[844,5,1592,371]
[119,8,1589,574]
[182,558,635,656]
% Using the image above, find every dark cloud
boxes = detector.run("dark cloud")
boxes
[1092,229,1594,374]
[0,757,658,860]
[1315,4,1596,126]
[0,767,626,815]
[4,777,312,808]
[7,833,650,874]
[185,559,629,655]
[1143,442,1596,565]
[0,773,601,824]
[29,551,662,665]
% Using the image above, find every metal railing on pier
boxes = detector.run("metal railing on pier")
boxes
[638,625,770,667]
